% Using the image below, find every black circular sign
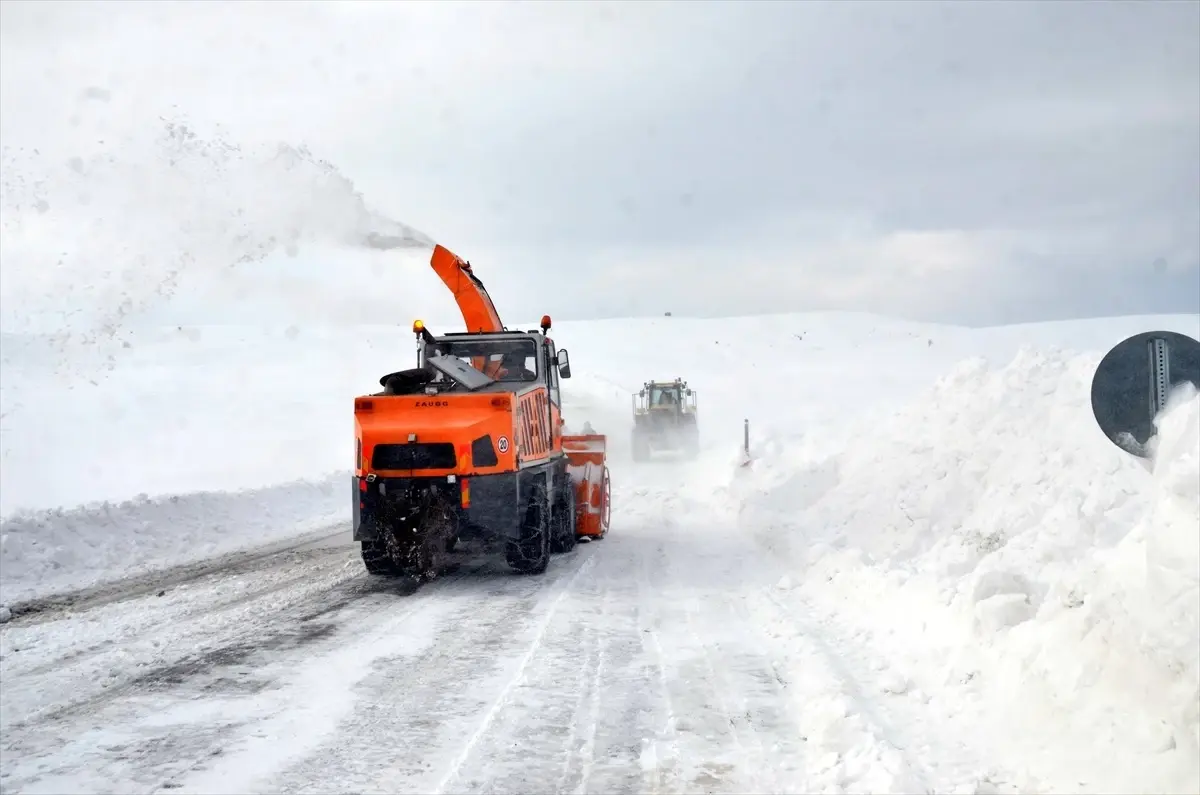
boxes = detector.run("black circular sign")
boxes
[1090,330,1200,458]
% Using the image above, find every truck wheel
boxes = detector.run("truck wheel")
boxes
[360,539,399,575]
[507,486,550,574]
[550,482,577,554]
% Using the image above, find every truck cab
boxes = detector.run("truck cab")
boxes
[353,317,578,578]
[348,243,610,583]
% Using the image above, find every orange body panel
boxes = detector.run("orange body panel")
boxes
[356,386,564,479]
[355,393,519,477]
[513,388,561,465]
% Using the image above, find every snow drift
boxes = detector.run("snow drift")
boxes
[0,475,344,607]
[736,343,1200,793]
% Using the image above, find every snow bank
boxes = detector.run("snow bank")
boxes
[0,474,346,607]
[736,344,1200,793]
[6,324,432,513]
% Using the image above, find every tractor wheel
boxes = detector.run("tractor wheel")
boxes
[507,484,551,574]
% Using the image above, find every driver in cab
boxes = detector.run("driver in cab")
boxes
[497,350,536,381]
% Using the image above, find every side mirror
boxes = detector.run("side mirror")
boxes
[557,348,572,379]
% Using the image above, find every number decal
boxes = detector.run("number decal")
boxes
[497,436,510,453]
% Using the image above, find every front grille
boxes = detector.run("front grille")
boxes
[372,443,456,470]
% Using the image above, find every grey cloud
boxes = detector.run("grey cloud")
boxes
[418,2,1198,238]
[3,0,1197,327]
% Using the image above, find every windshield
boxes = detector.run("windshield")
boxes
[431,337,539,383]
[649,385,681,406]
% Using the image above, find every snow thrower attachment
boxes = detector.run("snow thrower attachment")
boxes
[562,434,611,540]
[351,244,610,579]
[631,378,700,461]
[1090,330,1200,459]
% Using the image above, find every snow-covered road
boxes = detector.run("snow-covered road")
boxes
[0,469,1022,795]
[4,315,1198,794]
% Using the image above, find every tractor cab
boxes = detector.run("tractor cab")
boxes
[634,378,697,416]
[631,377,700,461]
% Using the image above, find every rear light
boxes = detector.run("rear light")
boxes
[355,398,374,412]
[461,477,471,509]
[490,397,509,409]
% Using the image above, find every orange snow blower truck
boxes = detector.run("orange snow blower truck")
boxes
[352,244,611,578]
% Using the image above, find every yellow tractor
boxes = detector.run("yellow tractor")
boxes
[631,378,699,462]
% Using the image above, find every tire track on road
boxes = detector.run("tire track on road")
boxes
[432,554,598,795]
[567,581,611,795]
[255,547,600,794]
[2,546,363,730]
[637,539,682,795]
[553,593,602,794]
[641,518,811,794]
[3,524,349,625]
[6,542,355,682]
[1,553,523,795]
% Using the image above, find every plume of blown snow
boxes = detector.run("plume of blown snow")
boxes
[735,346,1200,793]
[0,117,432,351]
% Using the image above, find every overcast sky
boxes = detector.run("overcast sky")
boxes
[2,0,1197,329]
